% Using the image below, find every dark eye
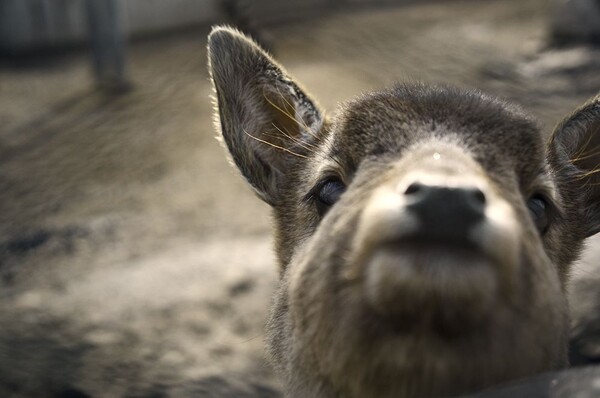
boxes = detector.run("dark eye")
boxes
[527,195,550,234]
[315,179,346,216]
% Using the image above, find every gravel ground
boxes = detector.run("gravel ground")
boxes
[0,0,599,397]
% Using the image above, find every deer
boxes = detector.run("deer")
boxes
[207,26,600,398]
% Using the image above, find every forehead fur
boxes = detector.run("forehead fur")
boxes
[327,84,544,179]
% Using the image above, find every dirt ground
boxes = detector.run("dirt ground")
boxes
[1,0,600,397]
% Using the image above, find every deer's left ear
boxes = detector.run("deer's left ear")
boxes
[548,93,600,237]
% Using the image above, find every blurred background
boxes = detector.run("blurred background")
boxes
[1,0,600,397]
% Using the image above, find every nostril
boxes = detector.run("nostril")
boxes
[470,188,486,206]
[404,182,424,195]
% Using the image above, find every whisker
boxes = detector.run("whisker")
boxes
[274,85,320,139]
[264,86,320,140]
[243,128,308,159]
[263,88,304,130]
[272,123,319,153]
[578,168,600,178]
[573,133,595,160]
[570,144,600,162]
[241,334,262,344]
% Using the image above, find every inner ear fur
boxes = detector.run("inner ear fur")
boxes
[208,26,324,206]
[548,93,600,237]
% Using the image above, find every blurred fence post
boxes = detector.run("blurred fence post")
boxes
[550,0,600,45]
[85,0,131,92]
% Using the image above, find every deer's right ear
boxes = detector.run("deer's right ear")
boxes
[208,26,324,206]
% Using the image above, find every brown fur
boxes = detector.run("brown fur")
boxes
[207,26,600,398]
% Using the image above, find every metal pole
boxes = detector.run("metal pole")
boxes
[85,0,131,93]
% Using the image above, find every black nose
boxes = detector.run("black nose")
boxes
[404,182,486,243]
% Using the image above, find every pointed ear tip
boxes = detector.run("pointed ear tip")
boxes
[207,25,259,53]
[208,26,235,53]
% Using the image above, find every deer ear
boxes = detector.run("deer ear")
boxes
[207,26,324,206]
[548,93,600,237]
